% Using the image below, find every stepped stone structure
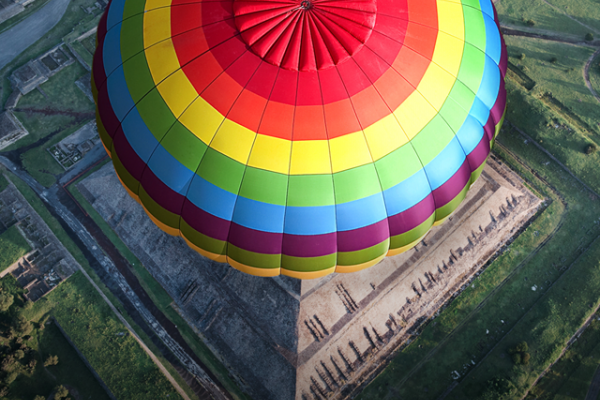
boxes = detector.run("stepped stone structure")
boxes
[78,156,541,400]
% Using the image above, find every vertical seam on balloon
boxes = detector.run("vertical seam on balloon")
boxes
[279,14,303,274]
[221,65,283,272]
[315,65,339,273]
[332,61,392,266]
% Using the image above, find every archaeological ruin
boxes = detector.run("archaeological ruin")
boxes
[78,156,542,400]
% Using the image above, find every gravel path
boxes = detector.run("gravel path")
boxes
[0,0,70,71]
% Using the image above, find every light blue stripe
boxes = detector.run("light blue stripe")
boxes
[336,193,387,231]
[106,65,134,121]
[479,0,494,19]
[147,146,194,195]
[120,109,157,162]
[187,176,237,221]
[284,206,337,235]
[469,95,490,126]
[106,0,126,30]
[455,115,485,154]
[102,25,123,76]
[382,169,431,216]
[232,197,285,233]
[483,13,502,64]
[424,137,466,190]
[476,56,501,108]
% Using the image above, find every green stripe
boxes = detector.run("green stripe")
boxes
[227,245,281,269]
[281,253,337,272]
[287,174,335,207]
[411,115,456,165]
[374,144,422,191]
[180,220,227,255]
[463,6,487,54]
[469,156,488,184]
[457,43,486,95]
[333,163,381,204]
[197,149,245,194]
[139,186,180,229]
[112,150,140,195]
[160,121,207,172]
[337,240,388,266]
[239,168,288,206]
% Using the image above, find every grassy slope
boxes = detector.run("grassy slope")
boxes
[495,0,589,37]
[68,175,250,400]
[0,225,31,272]
[543,0,600,34]
[28,272,182,400]
[505,36,600,138]
[0,174,8,192]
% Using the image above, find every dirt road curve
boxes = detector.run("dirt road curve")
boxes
[0,0,70,70]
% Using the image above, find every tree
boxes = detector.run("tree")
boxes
[586,32,594,41]
[550,56,558,63]
[585,143,597,155]
[526,19,535,27]
[14,350,24,360]
[44,355,58,367]
[511,352,522,365]
[515,341,528,353]
[12,316,32,337]
[3,371,18,385]
[54,385,69,400]
[518,53,526,60]
[34,396,46,400]
[0,294,14,313]
[522,352,531,365]
[1,356,16,372]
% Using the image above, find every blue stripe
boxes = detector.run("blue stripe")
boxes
[336,193,387,231]
[479,0,494,19]
[284,206,337,235]
[106,65,134,121]
[383,169,431,216]
[232,197,286,233]
[147,145,195,195]
[424,137,466,190]
[187,176,237,221]
[469,95,490,126]
[106,0,126,30]
[477,56,501,109]
[102,24,123,76]
[455,115,485,154]
[120,109,158,162]
[483,13,502,64]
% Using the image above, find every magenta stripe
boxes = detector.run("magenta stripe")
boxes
[337,218,389,252]
[388,194,435,236]
[432,161,471,207]
[228,223,282,254]
[181,200,231,241]
[466,133,490,172]
[282,233,337,257]
[112,129,147,181]
[140,166,186,215]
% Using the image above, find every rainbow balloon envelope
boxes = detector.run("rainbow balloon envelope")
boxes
[93,0,507,279]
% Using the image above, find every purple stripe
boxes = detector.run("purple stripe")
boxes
[112,129,147,182]
[140,166,185,215]
[466,134,491,172]
[337,218,389,252]
[282,233,337,257]
[484,113,495,142]
[181,200,231,241]
[228,223,282,254]
[432,161,471,207]
[388,194,436,236]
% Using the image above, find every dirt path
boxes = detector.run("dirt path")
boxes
[584,48,600,104]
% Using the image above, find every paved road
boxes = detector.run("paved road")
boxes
[0,0,70,70]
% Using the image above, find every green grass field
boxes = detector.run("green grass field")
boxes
[0,173,8,193]
[0,225,31,273]
[495,0,590,37]
[68,176,250,400]
[27,272,182,400]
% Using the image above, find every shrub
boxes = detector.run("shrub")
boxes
[522,352,531,365]
[516,341,529,353]
[0,294,14,313]
[550,56,558,63]
[512,352,522,364]
[14,350,24,360]
[526,19,535,27]
[44,355,59,367]
[34,396,46,400]
[586,33,594,41]
[585,143,598,155]
[54,385,69,400]
[12,316,32,337]
[518,53,526,60]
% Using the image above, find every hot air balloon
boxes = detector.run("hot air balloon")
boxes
[92,0,507,279]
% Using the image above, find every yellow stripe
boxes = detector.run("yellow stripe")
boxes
[281,266,336,279]
[141,1,465,174]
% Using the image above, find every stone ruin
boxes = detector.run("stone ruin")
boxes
[10,45,73,95]
[0,180,77,301]
[78,156,542,400]
[0,110,27,150]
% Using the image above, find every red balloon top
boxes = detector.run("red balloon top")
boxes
[233,0,377,71]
